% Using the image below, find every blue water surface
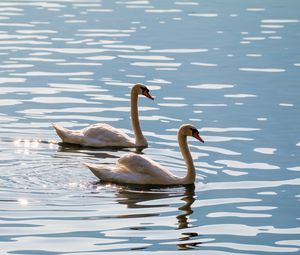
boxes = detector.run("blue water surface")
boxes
[0,0,300,254]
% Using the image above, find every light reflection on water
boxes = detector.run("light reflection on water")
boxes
[0,0,300,254]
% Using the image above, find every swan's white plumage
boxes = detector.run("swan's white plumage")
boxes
[82,124,135,147]
[85,153,180,185]
[57,123,136,147]
[53,123,135,147]
[84,124,204,185]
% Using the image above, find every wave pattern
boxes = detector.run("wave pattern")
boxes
[0,0,300,254]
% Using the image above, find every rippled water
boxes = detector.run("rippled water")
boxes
[1,0,300,254]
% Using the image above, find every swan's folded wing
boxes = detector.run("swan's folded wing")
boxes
[118,154,157,171]
[82,123,134,147]
[117,153,180,185]
[117,153,174,176]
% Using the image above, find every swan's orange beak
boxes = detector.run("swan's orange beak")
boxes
[143,91,154,100]
[193,133,204,143]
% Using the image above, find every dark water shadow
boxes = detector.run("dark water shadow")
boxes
[58,142,147,152]
[56,142,146,159]
[92,182,195,214]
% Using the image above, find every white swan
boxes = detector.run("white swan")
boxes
[53,84,154,148]
[84,124,204,185]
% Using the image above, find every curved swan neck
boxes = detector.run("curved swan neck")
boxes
[131,90,147,147]
[178,132,195,184]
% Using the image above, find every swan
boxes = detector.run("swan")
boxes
[53,83,154,148]
[84,124,204,185]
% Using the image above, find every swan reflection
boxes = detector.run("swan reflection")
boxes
[56,141,146,159]
[92,183,199,250]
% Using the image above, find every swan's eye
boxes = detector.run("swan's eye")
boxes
[190,127,199,135]
[141,87,149,94]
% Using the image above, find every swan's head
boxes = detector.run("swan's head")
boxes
[179,124,204,143]
[133,83,154,100]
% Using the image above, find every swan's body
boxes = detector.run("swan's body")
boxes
[85,124,204,185]
[53,84,153,148]
[53,123,135,147]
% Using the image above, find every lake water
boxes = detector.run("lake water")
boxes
[0,0,300,254]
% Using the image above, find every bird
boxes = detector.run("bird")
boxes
[52,83,154,148]
[84,124,204,185]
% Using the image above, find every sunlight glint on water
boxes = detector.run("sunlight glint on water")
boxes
[0,0,300,254]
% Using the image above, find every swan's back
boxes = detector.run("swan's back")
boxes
[117,153,180,184]
[82,123,134,147]
[117,153,162,172]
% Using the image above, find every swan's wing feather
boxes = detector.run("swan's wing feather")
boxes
[82,123,134,147]
[83,123,130,140]
[117,154,159,172]
[117,153,176,178]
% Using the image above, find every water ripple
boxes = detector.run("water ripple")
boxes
[0,0,299,254]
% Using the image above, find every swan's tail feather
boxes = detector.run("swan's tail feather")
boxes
[83,162,107,180]
[52,123,82,144]
[52,123,67,141]
[83,162,101,179]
